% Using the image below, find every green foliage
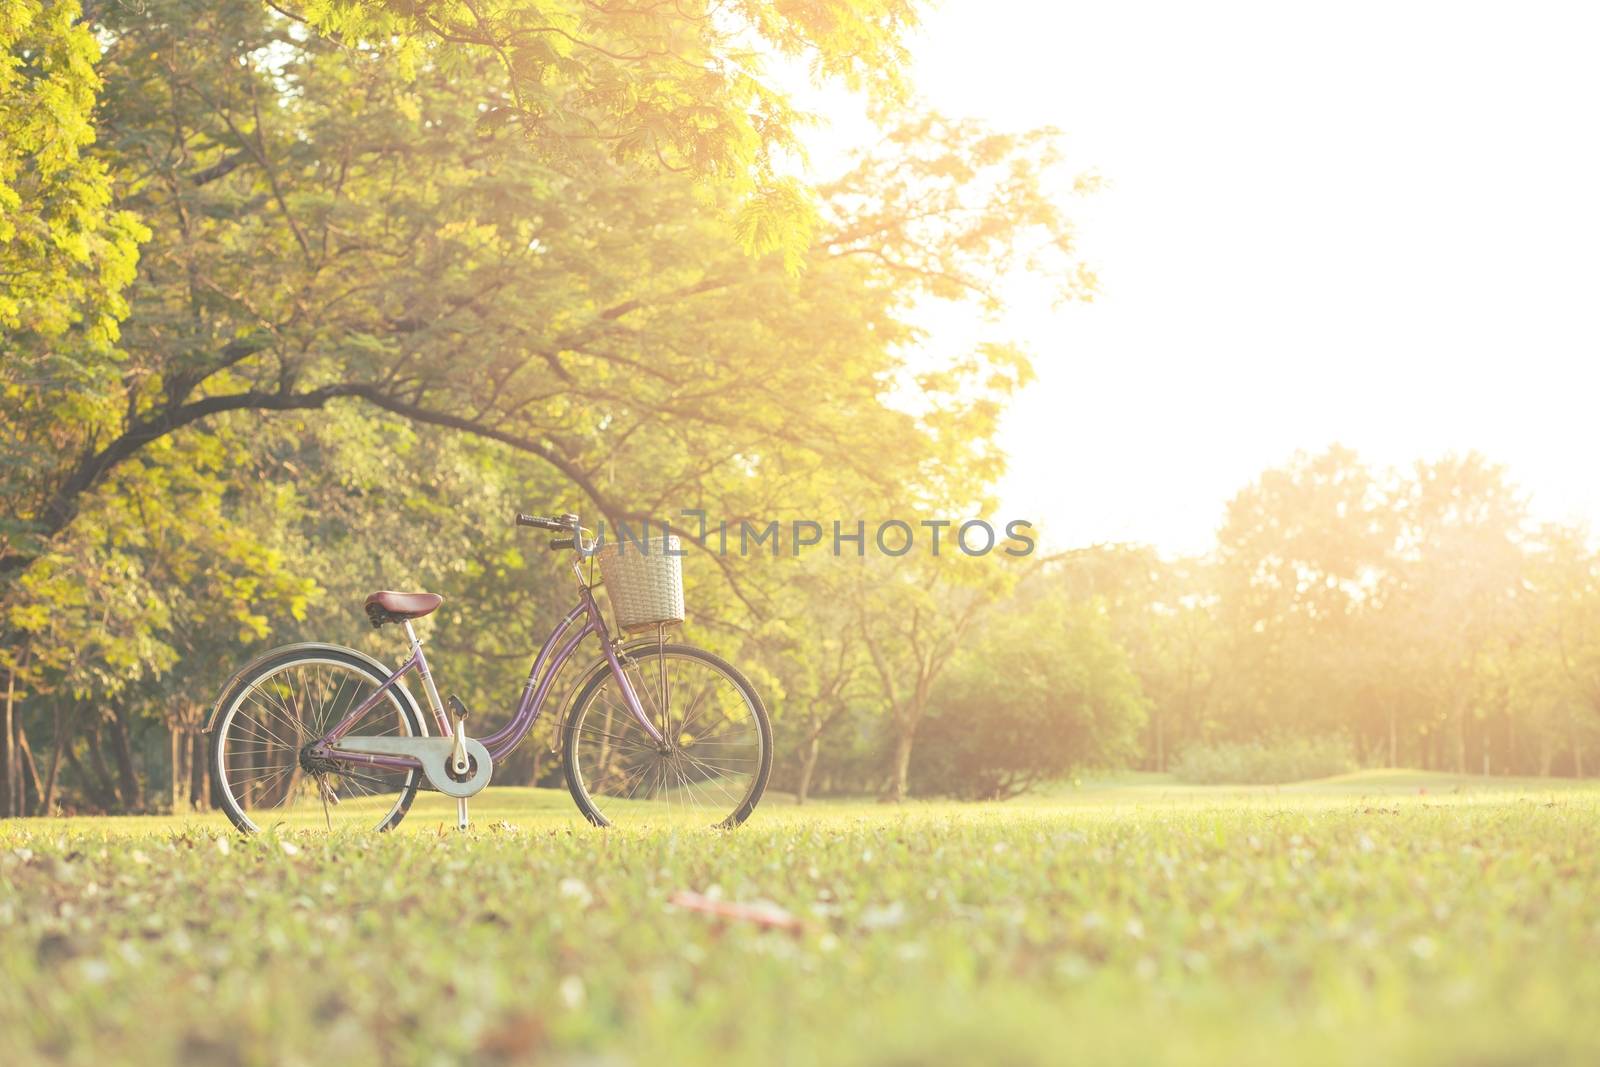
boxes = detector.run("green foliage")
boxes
[1042,546,1217,772]
[1208,446,1591,776]
[293,0,925,266]
[0,0,145,341]
[848,548,1022,800]
[3,783,1600,1065]
[1017,447,1600,789]
[915,596,1146,799]
[1169,736,1357,785]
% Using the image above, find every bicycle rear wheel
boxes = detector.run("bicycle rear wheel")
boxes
[562,644,771,829]
[211,649,424,833]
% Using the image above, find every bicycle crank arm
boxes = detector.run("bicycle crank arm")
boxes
[331,736,494,798]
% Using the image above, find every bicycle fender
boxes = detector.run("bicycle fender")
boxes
[202,642,429,735]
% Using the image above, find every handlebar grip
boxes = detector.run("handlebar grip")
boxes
[518,511,580,533]
[517,512,566,531]
[549,537,576,550]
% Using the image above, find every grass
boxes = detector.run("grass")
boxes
[2,774,1598,1066]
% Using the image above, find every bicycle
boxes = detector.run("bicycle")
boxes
[205,511,772,833]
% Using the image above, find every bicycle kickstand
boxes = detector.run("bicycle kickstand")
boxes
[457,796,469,831]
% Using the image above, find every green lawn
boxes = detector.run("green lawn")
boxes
[3,774,1598,1066]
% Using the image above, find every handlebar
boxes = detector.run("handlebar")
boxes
[516,511,587,553]
[514,512,571,532]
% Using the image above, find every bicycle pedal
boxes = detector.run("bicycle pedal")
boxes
[447,695,472,776]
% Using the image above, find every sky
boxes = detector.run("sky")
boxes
[793,0,1600,556]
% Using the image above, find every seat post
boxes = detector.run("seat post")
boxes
[403,619,450,736]
[401,615,467,830]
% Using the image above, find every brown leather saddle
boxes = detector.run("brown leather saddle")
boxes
[364,590,443,628]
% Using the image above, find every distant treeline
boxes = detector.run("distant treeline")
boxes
[7,430,1596,817]
[790,446,1600,800]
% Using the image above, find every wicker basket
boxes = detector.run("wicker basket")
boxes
[594,535,685,632]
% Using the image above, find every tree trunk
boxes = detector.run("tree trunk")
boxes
[40,708,65,816]
[1506,708,1517,777]
[189,731,211,811]
[2,664,15,818]
[15,722,42,811]
[85,722,123,811]
[1453,702,1467,775]
[796,733,821,805]
[169,725,187,814]
[884,725,915,803]
[172,707,192,813]
[108,705,144,812]
[1571,719,1585,778]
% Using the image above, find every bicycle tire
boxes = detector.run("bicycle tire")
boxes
[211,646,426,834]
[563,643,772,828]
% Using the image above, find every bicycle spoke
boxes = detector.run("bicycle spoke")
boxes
[218,658,416,833]
[573,722,657,751]
[570,649,766,828]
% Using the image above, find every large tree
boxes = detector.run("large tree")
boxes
[4,0,1080,577]
[3,0,1091,811]
[1381,454,1526,772]
[2,0,146,814]
[1213,445,1394,744]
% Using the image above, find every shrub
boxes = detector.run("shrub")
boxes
[1170,736,1355,785]
[913,598,1147,800]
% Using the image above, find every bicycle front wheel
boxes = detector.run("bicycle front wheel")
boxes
[563,644,771,829]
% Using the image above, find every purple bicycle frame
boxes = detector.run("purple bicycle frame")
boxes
[314,577,665,773]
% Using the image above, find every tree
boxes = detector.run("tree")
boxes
[850,547,1015,803]
[747,556,875,804]
[1381,453,1525,772]
[4,1,1084,579]
[916,595,1145,799]
[1500,524,1600,776]
[5,414,317,814]
[1045,545,1217,771]
[1212,446,1393,746]
[2,0,146,815]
